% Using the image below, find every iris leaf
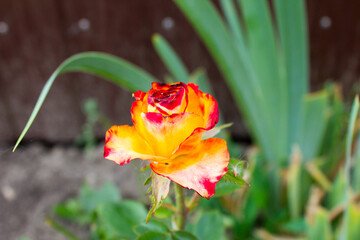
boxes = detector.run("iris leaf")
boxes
[13,52,157,151]
[342,96,359,240]
[273,0,309,153]
[152,34,189,83]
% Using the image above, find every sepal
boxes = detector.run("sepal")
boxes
[222,158,248,186]
[201,122,233,140]
[146,173,171,222]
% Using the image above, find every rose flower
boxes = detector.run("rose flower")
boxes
[104,82,229,198]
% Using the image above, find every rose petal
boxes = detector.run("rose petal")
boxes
[132,99,204,157]
[172,128,203,157]
[186,83,219,130]
[133,90,146,101]
[150,138,229,199]
[147,82,188,115]
[104,125,160,165]
[151,82,181,90]
[137,112,204,157]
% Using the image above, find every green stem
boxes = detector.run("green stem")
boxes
[187,192,202,212]
[45,217,81,240]
[174,183,187,230]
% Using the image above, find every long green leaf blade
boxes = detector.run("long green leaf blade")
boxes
[273,0,309,153]
[342,95,359,240]
[152,34,189,83]
[345,95,359,190]
[344,203,360,239]
[174,0,276,162]
[353,121,360,191]
[307,208,332,240]
[13,52,158,151]
[238,0,288,159]
[298,91,330,161]
[287,149,301,220]
[219,0,247,52]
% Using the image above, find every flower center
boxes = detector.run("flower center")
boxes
[148,83,188,115]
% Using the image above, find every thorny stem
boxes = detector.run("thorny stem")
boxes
[174,183,187,230]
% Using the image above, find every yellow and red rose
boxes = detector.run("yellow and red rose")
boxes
[104,82,229,198]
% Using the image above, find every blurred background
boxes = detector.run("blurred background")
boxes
[0,0,360,239]
[0,0,360,144]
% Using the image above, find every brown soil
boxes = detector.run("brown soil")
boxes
[0,143,145,240]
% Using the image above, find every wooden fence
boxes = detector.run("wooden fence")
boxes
[0,0,359,144]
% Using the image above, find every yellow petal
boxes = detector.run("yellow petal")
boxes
[104,125,158,165]
[151,138,229,198]
[137,112,204,157]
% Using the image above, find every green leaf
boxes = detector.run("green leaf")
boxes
[281,218,306,234]
[136,232,171,240]
[45,217,82,240]
[222,171,248,186]
[154,206,174,219]
[144,174,152,186]
[201,123,233,140]
[227,158,246,177]
[164,74,176,84]
[345,95,360,191]
[325,167,345,209]
[215,158,247,196]
[343,203,360,239]
[307,208,332,240]
[13,52,158,151]
[274,0,309,156]
[319,84,347,174]
[79,182,120,213]
[141,164,151,172]
[75,98,99,149]
[152,34,189,83]
[238,0,288,157]
[96,201,147,239]
[219,0,246,53]
[53,198,90,224]
[234,197,259,238]
[171,231,198,240]
[193,211,225,240]
[214,179,243,197]
[134,219,169,235]
[298,91,330,161]
[342,96,360,240]
[353,126,360,192]
[287,148,302,220]
[306,161,332,192]
[147,173,171,222]
[174,0,282,162]
[189,69,213,96]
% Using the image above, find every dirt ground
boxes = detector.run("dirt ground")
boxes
[0,143,145,240]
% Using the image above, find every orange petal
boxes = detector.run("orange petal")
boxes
[150,138,229,198]
[138,112,204,157]
[104,125,158,165]
[131,94,205,158]
[186,83,219,130]
[172,128,203,157]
